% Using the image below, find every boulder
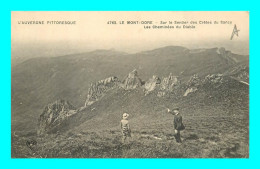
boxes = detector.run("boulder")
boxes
[38,99,76,135]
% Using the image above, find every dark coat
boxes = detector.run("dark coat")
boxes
[174,114,184,130]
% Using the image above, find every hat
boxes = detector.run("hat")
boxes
[123,113,129,119]
[172,107,179,111]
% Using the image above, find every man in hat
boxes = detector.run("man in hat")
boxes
[120,113,131,143]
[167,107,185,143]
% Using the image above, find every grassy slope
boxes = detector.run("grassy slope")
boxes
[12,76,249,158]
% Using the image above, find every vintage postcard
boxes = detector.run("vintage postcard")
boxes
[11,11,249,158]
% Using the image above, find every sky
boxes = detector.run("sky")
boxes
[11,11,249,60]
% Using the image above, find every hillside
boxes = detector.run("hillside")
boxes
[12,72,249,158]
[11,46,248,131]
[11,46,249,158]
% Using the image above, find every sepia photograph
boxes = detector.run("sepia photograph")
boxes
[11,11,249,158]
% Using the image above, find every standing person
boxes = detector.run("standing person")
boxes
[120,113,131,143]
[167,107,185,143]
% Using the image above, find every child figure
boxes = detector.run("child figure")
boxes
[120,113,131,143]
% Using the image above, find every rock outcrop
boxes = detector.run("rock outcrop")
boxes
[144,75,161,95]
[227,66,249,83]
[121,69,143,90]
[157,73,179,97]
[204,74,224,84]
[184,87,198,96]
[235,68,249,83]
[38,99,76,135]
[187,74,201,87]
[184,74,201,96]
[85,76,119,106]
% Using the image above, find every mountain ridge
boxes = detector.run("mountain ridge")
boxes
[11,45,249,158]
[11,46,249,133]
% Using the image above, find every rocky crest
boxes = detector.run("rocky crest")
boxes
[37,70,238,135]
[227,66,249,83]
[184,74,227,96]
[234,68,249,83]
[85,76,119,106]
[38,99,76,135]
[121,69,143,90]
[143,73,180,97]
[184,74,201,96]
[144,75,161,95]
[157,73,179,97]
